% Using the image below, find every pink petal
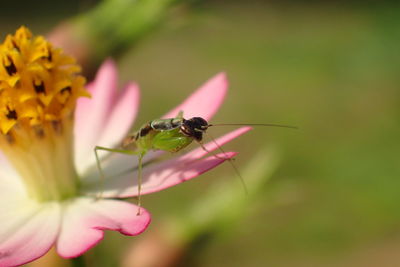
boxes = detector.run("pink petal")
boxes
[56,198,150,258]
[143,151,238,194]
[101,152,237,198]
[78,82,140,174]
[162,73,228,121]
[74,59,119,173]
[97,82,140,148]
[82,127,250,198]
[0,201,61,267]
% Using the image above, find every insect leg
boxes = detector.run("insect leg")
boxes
[197,136,248,194]
[94,146,137,200]
[196,140,228,160]
[136,152,145,215]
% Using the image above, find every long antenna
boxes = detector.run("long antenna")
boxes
[209,123,298,129]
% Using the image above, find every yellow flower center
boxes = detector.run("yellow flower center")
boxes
[0,26,89,201]
[0,26,88,134]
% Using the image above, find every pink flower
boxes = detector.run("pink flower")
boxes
[0,59,250,266]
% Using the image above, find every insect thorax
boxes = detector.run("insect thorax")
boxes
[150,118,183,131]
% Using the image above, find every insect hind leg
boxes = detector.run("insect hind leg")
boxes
[94,146,138,200]
[136,152,145,215]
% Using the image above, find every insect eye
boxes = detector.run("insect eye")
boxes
[191,117,208,126]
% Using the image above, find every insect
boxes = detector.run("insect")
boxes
[94,111,296,215]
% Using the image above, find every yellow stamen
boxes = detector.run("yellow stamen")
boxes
[0,26,90,201]
[0,26,89,136]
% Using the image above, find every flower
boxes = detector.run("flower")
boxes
[0,27,250,267]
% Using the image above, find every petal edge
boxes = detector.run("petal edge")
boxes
[56,198,150,258]
[162,72,228,121]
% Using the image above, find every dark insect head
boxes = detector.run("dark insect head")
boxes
[180,117,209,141]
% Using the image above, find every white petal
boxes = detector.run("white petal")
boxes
[0,152,27,198]
[0,200,61,266]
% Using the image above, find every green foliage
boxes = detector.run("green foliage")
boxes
[76,0,178,58]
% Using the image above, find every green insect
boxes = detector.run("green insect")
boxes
[94,112,295,214]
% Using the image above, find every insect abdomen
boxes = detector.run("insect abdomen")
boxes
[150,118,183,131]
[121,123,152,148]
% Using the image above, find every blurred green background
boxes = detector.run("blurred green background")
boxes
[3,0,400,266]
